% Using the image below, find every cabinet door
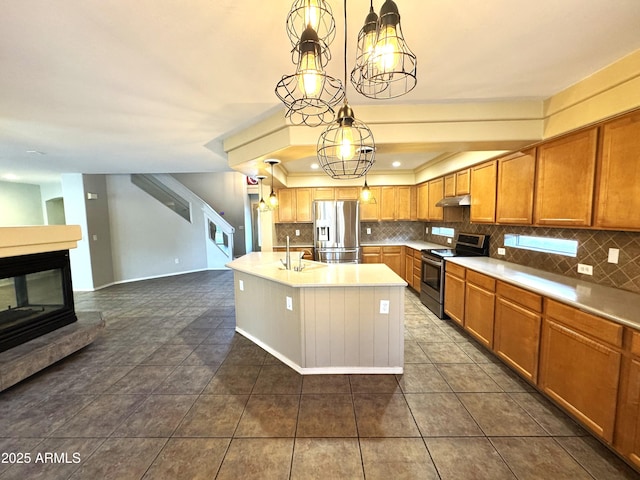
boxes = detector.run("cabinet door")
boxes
[464,281,495,348]
[380,187,397,220]
[382,246,402,277]
[412,250,422,291]
[470,161,497,223]
[361,246,381,263]
[428,178,444,221]
[396,186,415,220]
[313,187,335,200]
[417,183,429,221]
[335,187,359,200]
[455,169,470,195]
[618,355,640,469]
[444,272,465,326]
[535,127,597,226]
[295,188,313,222]
[494,296,542,383]
[496,149,535,224]
[539,318,621,441]
[595,111,640,230]
[404,250,414,285]
[444,174,456,197]
[276,189,296,223]
[360,186,381,221]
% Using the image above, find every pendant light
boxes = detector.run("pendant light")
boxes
[286,0,336,50]
[351,0,417,99]
[275,24,344,126]
[360,176,372,202]
[264,159,280,208]
[317,0,375,179]
[256,175,269,211]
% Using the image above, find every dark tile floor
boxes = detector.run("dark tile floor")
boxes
[0,270,638,479]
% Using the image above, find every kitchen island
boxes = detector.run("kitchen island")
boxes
[226,252,406,374]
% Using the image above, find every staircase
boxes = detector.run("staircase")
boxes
[132,174,235,268]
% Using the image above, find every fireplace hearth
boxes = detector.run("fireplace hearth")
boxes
[0,250,77,353]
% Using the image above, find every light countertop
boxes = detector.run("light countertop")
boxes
[227,252,407,288]
[447,256,640,330]
[361,241,446,251]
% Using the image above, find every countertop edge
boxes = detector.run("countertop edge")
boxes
[446,256,640,331]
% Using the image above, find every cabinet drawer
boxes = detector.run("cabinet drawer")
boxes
[446,262,466,279]
[546,299,623,348]
[382,246,402,254]
[497,281,542,313]
[631,331,640,357]
[362,246,382,254]
[466,270,496,292]
[413,249,422,260]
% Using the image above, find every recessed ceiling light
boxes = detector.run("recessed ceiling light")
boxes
[310,163,319,170]
[26,150,46,155]
[2,174,19,181]
[392,161,401,167]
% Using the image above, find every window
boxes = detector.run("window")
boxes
[431,227,455,238]
[504,234,578,257]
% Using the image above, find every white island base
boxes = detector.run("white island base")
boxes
[227,253,406,374]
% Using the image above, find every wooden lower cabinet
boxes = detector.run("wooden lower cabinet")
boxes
[382,246,403,277]
[444,263,465,326]
[412,249,422,291]
[361,246,381,263]
[494,282,542,383]
[539,300,623,442]
[463,271,495,348]
[404,249,414,286]
[616,331,640,468]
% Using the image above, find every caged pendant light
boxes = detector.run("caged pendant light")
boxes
[317,0,375,179]
[275,23,344,126]
[351,0,417,99]
[286,0,336,50]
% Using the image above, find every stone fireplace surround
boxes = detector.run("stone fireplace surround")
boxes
[0,226,104,391]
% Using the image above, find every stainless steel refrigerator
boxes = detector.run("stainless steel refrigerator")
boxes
[313,200,360,263]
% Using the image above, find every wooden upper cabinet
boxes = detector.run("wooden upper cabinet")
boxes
[360,186,381,221]
[456,169,471,195]
[595,111,640,230]
[417,182,429,221]
[295,188,313,222]
[534,127,598,227]
[496,149,536,224]
[428,178,444,221]
[380,186,397,221]
[396,186,416,220]
[335,187,359,200]
[275,189,296,223]
[444,174,456,197]
[470,161,497,223]
[313,187,335,200]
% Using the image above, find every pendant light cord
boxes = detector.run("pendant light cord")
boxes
[343,0,348,98]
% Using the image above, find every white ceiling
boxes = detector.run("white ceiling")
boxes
[2,0,640,185]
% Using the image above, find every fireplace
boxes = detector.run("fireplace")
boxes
[0,250,77,353]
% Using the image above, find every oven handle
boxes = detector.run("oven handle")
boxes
[421,257,443,268]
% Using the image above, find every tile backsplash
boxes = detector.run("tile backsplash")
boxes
[276,211,640,295]
[428,209,640,295]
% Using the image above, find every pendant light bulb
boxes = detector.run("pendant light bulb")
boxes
[295,25,325,98]
[376,24,402,71]
[269,190,279,207]
[265,159,280,208]
[361,178,372,202]
[304,0,321,32]
[297,51,323,97]
[337,124,356,161]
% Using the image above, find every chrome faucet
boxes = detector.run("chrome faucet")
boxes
[294,252,305,272]
[281,236,291,270]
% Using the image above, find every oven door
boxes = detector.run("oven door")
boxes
[420,254,444,303]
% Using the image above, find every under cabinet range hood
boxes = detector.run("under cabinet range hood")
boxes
[436,194,471,207]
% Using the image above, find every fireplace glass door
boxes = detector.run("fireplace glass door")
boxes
[0,251,76,353]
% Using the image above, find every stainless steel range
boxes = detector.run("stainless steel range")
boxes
[420,233,490,318]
